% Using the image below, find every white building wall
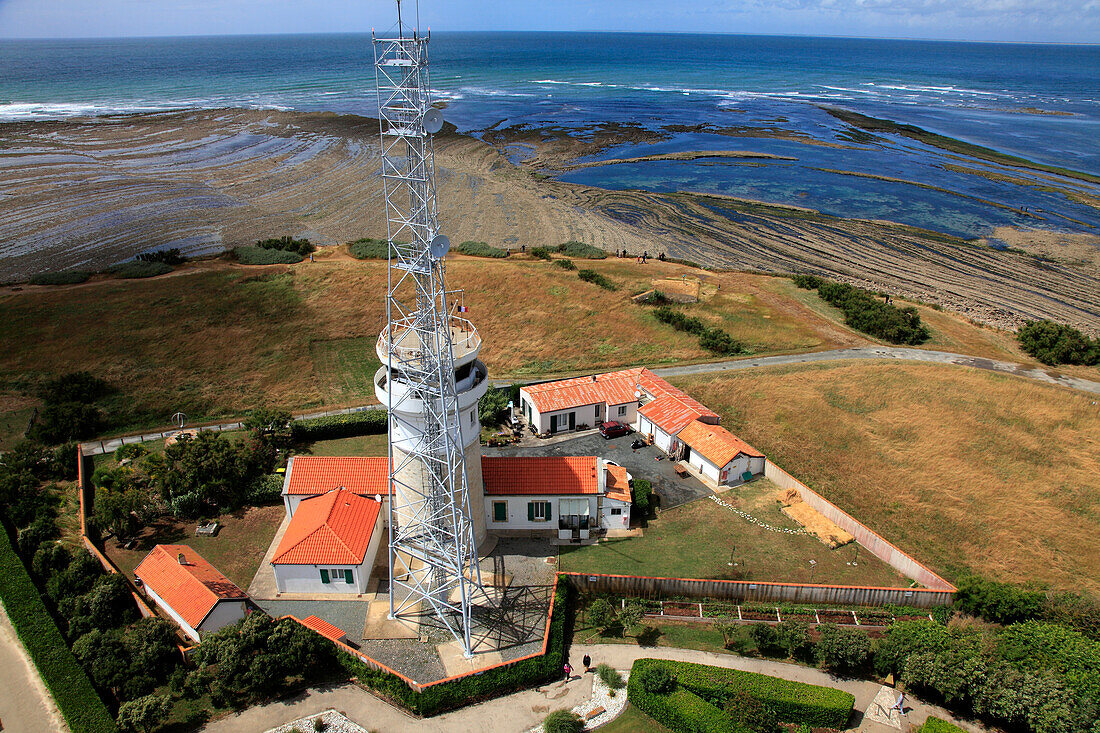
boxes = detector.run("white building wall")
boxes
[688,451,721,483]
[142,584,202,643]
[748,456,765,475]
[486,494,597,533]
[599,497,631,530]
[274,559,371,594]
[638,416,678,454]
[198,600,248,635]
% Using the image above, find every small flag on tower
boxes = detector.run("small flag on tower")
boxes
[457,305,468,312]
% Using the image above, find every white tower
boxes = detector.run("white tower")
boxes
[372,0,488,657]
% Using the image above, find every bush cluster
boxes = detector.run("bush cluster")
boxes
[233,246,303,265]
[555,241,607,259]
[107,261,174,279]
[631,478,652,517]
[136,248,187,265]
[0,528,117,733]
[339,577,573,716]
[29,371,111,445]
[555,258,577,271]
[954,574,1100,640]
[478,385,513,427]
[917,718,968,733]
[530,246,553,260]
[653,306,747,356]
[29,270,92,285]
[455,241,508,258]
[794,276,929,345]
[347,238,396,259]
[256,236,316,256]
[290,409,387,442]
[577,269,618,291]
[1016,319,1100,366]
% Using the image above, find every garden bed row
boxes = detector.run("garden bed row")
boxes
[626,599,933,627]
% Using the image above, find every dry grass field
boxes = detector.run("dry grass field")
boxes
[0,252,1047,448]
[674,362,1100,596]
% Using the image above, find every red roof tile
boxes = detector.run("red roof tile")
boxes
[638,394,712,435]
[482,456,599,495]
[299,615,347,642]
[521,368,643,413]
[285,456,391,496]
[272,488,381,565]
[605,464,632,503]
[135,545,247,629]
[677,420,764,467]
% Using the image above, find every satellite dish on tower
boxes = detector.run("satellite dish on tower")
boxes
[171,412,187,430]
[429,234,450,258]
[423,108,444,134]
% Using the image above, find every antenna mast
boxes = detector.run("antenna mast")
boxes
[373,0,485,656]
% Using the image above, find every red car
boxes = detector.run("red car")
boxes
[599,421,631,439]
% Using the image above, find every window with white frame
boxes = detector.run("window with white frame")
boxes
[610,507,622,516]
[527,500,551,522]
[617,405,627,416]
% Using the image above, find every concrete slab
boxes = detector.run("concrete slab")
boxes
[865,686,905,729]
[363,600,419,640]
[436,638,504,677]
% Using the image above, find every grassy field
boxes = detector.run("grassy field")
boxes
[559,480,906,586]
[0,253,1043,448]
[105,504,284,589]
[576,616,731,656]
[300,433,389,457]
[674,362,1100,596]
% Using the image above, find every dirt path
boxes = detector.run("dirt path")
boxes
[0,599,68,733]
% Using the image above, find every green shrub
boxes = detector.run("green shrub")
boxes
[0,527,117,732]
[636,662,677,694]
[653,306,746,356]
[816,624,872,674]
[954,574,1045,624]
[291,409,387,442]
[631,479,652,516]
[478,386,512,427]
[107,261,174,278]
[455,241,508,258]
[587,597,615,631]
[113,444,149,463]
[30,271,91,285]
[530,246,553,260]
[629,682,741,733]
[248,474,285,505]
[233,246,303,265]
[699,328,746,356]
[792,274,822,290]
[577,269,618,291]
[555,258,577,271]
[802,279,929,345]
[338,576,573,716]
[749,623,780,655]
[1016,319,1100,366]
[542,709,584,733]
[556,241,607,259]
[137,248,187,265]
[256,236,315,255]
[724,688,779,733]
[347,238,396,259]
[596,663,624,690]
[917,717,968,733]
[116,693,172,732]
[634,659,854,729]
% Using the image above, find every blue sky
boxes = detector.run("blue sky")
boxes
[1,0,1098,43]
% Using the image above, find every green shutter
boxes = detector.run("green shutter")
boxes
[528,502,535,521]
[345,569,354,584]
[320,568,330,584]
[494,502,507,522]
[543,501,552,520]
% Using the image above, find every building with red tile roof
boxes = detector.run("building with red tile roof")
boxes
[282,456,391,516]
[272,487,383,594]
[134,544,249,643]
[677,420,765,486]
[481,456,600,496]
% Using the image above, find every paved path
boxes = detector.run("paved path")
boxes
[82,346,1100,456]
[0,598,68,732]
[201,644,992,733]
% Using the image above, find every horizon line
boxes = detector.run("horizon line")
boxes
[1,28,1098,47]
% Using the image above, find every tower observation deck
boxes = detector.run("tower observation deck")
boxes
[373,0,486,657]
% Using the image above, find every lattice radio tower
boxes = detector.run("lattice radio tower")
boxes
[374,0,484,656]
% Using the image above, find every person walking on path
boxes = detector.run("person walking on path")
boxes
[582,653,591,672]
[563,662,573,681]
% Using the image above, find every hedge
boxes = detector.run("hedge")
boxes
[794,276,929,345]
[628,674,747,733]
[455,241,508,258]
[577,269,618,291]
[556,241,607,259]
[0,528,117,732]
[29,271,92,285]
[107,261,174,279]
[233,246,304,265]
[348,238,399,259]
[339,576,573,716]
[918,717,968,733]
[634,658,854,729]
[291,409,387,442]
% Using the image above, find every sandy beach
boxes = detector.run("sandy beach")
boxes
[1,108,1098,333]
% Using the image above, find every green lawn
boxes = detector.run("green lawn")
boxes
[559,481,907,586]
[599,704,672,733]
[576,618,732,656]
[301,433,388,457]
[309,336,381,403]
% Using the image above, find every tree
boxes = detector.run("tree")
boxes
[749,623,780,655]
[73,628,131,693]
[17,515,59,558]
[816,624,872,674]
[28,401,104,444]
[116,693,172,733]
[245,406,293,452]
[715,617,739,649]
[617,601,645,638]
[775,619,813,660]
[586,598,615,631]
[94,486,153,541]
[542,709,584,733]
[123,617,180,684]
[631,479,652,517]
[155,431,252,516]
[478,386,511,427]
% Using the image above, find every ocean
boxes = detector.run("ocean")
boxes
[2,32,1099,238]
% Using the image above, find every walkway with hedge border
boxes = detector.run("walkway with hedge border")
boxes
[201,643,989,733]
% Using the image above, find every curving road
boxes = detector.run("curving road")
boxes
[80,347,1099,456]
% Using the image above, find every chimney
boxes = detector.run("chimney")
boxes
[177,552,187,565]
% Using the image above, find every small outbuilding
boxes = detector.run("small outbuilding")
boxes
[134,544,249,643]
[676,420,765,486]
